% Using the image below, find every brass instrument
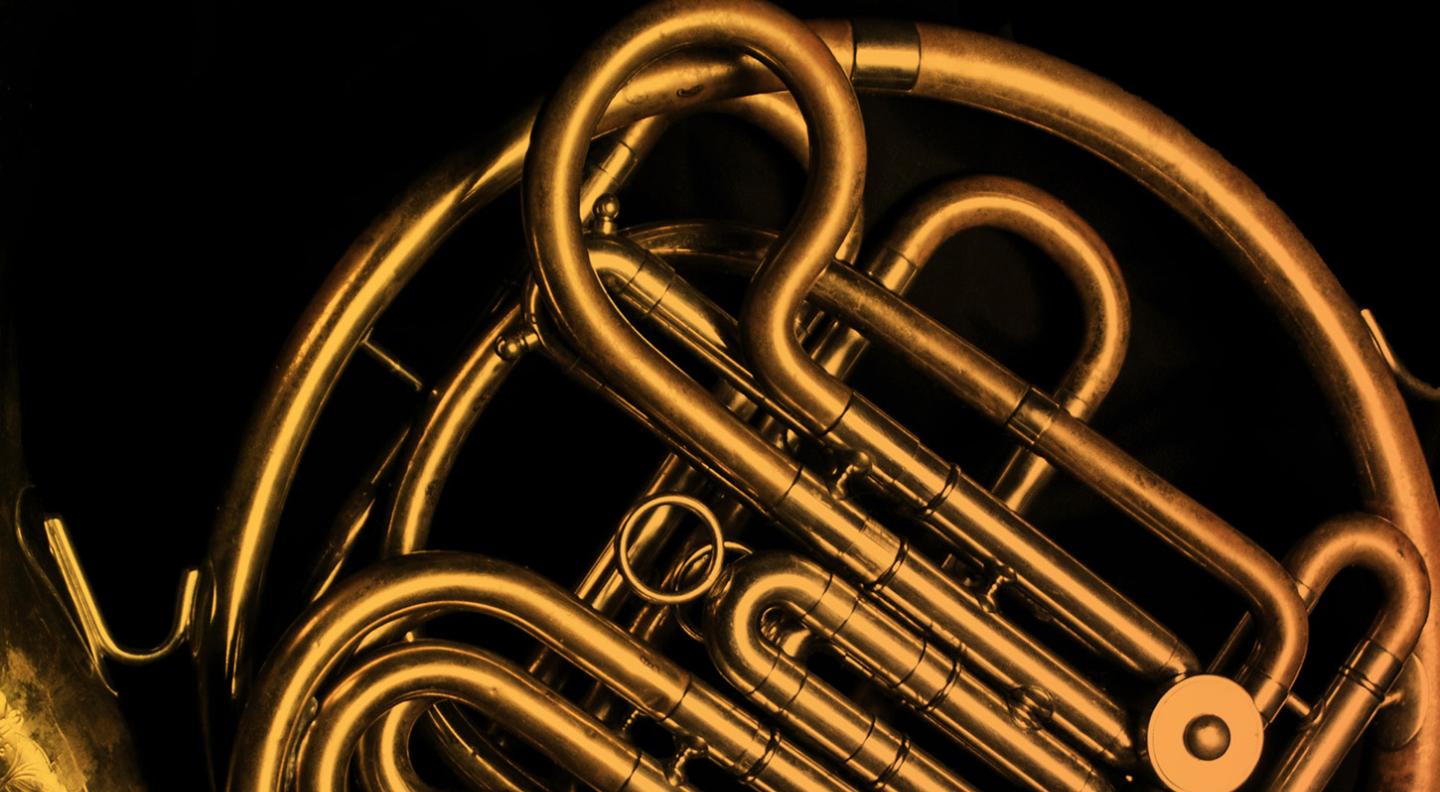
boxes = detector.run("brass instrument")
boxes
[1,2,1436,791]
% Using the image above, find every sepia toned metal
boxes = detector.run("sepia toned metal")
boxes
[1,330,148,791]
[2,0,1435,790]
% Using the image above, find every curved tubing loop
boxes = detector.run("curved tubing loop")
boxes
[352,701,440,792]
[232,91,834,791]
[360,292,849,785]
[226,552,849,792]
[1266,514,1429,791]
[347,218,1144,786]
[866,175,1130,514]
[706,552,1113,792]
[579,94,864,265]
[354,700,549,792]
[297,640,689,792]
[1209,514,1428,792]
[524,0,865,513]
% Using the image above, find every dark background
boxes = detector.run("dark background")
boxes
[2,1,1435,789]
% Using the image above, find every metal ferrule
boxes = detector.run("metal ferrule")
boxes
[850,19,922,90]
[869,544,1136,766]
[1007,387,1063,448]
[1343,640,1406,698]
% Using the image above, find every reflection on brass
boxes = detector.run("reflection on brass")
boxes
[3,1,1437,790]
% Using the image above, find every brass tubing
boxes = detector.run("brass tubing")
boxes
[352,701,438,792]
[707,92,864,265]
[558,87,864,636]
[592,41,1418,730]
[707,552,1114,792]
[868,175,1129,514]
[203,109,533,717]
[529,302,768,515]
[358,702,549,792]
[555,88,865,637]
[581,117,670,225]
[540,233,855,726]
[1264,515,1426,792]
[574,86,850,613]
[707,617,985,791]
[226,552,849,792]
[734,41,1306,712]
[305,424,413,603]
[371,89,853,749]
[421,707,549,791]
[527,278,758,702]
[361,300,758,785]
[1011,390,1305,718]
[203,8,1435,787]
[341,89,849,783]
[533,58,1136,754]
[561,92,1157,777]
[384,302,528,557]
[893,22,1436,778]
[297,641,688,792]
[618,223,1192,681]
[816,240,1300,717]
[544,201,1139,759]
[362,302,544,791]
[524,0,863,509]
[522,392,755,704]
[642,216,1295,714]
[201,20,845,727]
[585,248,1141,759]
[519,0,1139,755]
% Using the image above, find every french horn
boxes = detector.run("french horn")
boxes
[1,2,1435,790]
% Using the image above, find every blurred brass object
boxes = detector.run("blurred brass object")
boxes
[4,1,1437,790]
[1,334,148,791]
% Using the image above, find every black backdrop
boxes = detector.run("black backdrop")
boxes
[2,2,1436,788]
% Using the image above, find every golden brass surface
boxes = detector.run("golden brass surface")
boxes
[2,2,1436,790]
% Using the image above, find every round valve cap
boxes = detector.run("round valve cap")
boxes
[1147,675,1263,792]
